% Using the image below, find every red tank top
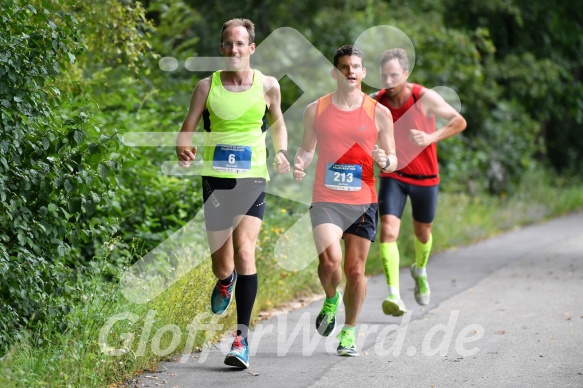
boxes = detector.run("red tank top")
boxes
[376,83,439,186]
[312,93,378,204]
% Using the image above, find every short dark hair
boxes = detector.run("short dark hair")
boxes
[379,48,409,71]
[221,18,255,44]
[333,45,365,68]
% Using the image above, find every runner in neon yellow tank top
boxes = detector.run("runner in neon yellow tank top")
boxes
[175,18,290,370]
[202,69,269,179]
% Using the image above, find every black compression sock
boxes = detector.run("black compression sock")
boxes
[219,271,234,286]
[235,273,258,339]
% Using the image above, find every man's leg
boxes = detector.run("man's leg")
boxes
[379,214,402,298]
[202,176,239,315]
[231,215,262,339]
[411,221,433,305]
[378,177,408,315]
[379,215,407,316]
[342,234,371,326]
[221,214,262,369]
[413,221,433,270]
[409,183,438,306]
[207,230,235,278]
[336,203,375,357]
[312,223,344,336]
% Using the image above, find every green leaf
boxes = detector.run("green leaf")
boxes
[98,163,108,179]
[84,200,96,215]
[41,137,50,150]
[73,130,84,145]
[67,197,81,213]
[87,143,99,154]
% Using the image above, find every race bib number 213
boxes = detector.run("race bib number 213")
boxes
[324,162,362,191]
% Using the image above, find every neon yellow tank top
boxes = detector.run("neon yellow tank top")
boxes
[202,70,269,180]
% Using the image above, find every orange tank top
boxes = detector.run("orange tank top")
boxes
[312,93,378,204]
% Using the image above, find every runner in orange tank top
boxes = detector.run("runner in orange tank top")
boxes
[293,45,396,357]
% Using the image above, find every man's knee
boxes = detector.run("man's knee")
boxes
[413,222,432,243]
[344,264,365,284]
[318,252,342,273]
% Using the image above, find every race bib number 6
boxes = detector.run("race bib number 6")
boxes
[212,144,252,173]
[324,162,362,191]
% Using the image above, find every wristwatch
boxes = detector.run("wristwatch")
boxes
[277,149,288,159]
[381,157,392,172]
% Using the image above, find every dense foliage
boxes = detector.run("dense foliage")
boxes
[0,0,123,349]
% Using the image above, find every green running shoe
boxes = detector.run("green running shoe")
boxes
[316,291,341,337]
[410,264,430,306]
[382,294,407,316]
[336,329,358,356]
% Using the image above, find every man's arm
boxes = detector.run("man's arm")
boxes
[412,88,467,147]
[176,77,211,167]
[373,103,397,173]
[293,102,318,182]
[264,75,290,174]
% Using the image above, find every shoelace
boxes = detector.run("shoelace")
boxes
[337,331,355,347]
[322,298,338,312]
[321,301,337,323]
[216,282,232,298]
[232,335,244,351]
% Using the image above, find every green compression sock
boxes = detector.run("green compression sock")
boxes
[414,233,433,269]
[380,242,400,292]
[342,324,356,333]
[326,290,340,304]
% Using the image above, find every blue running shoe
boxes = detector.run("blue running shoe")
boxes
[224,334,249,369]
[211,271,237,315]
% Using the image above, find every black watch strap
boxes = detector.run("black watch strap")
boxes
[277,149,288,159]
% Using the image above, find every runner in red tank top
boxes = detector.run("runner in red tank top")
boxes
[293,45,396,357]
[370,48,467,316]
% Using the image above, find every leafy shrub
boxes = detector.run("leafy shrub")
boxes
[0,0,121,350]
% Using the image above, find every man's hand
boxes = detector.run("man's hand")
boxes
[273,152,291,174]
[293,155,306,182]
[372,144,389,170]
[177,146,197,168]
[409,129,433,147]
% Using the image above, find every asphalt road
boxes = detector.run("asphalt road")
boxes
[137,211,583,388]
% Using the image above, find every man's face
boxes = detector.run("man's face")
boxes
[220,25,255,70]
[380,59,409,96]
[333,55,366,88]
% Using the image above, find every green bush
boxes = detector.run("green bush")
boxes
[0,0,121,350]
